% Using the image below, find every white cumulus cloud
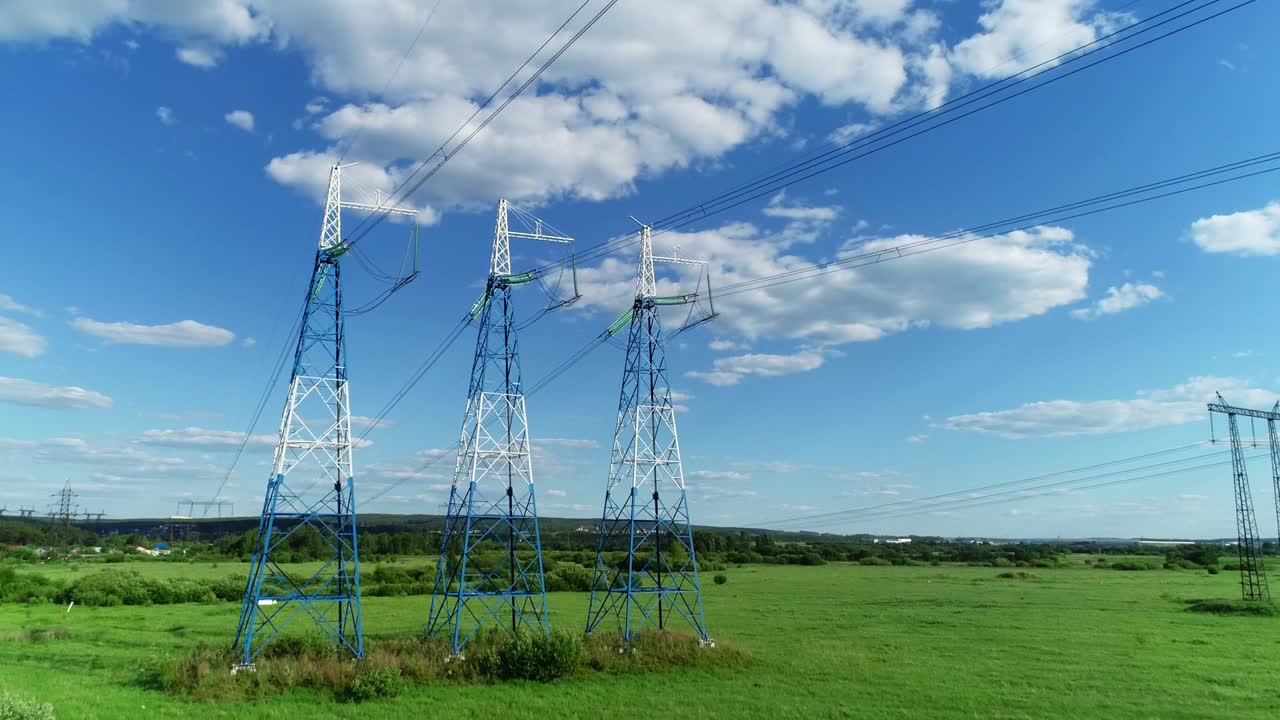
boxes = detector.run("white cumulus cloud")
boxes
[0,317,46,357]
[156,106,175,125]
[72,317,235,347]
[224,109,255,132]
[0,377,112,409]
[1070,281,1164,319]
[138,427,274,449]
[943,376,1278,438]
[176,45,220,68]
[537,438,600,449]
[688,350,827,386]
[1190,201,1280,256]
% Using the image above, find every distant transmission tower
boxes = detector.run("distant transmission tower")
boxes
[428,199,574,653]
[586,222,715,643]
[48,480,79,525]
[234,164,417,670]
[1208,394,1270,601]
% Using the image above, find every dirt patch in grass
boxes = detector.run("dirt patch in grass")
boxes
[995,571,1037,580]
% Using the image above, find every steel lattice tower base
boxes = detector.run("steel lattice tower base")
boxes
[428,200,568,653]
[586,224,709,643]
[234,166,365,668]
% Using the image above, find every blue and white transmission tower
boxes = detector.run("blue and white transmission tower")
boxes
[234,164,417,670]
[586,222,715,644]
[428,199,575,653]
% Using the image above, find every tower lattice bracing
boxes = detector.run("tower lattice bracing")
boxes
[586,224,710,644]
[428,199,572,653]
[1209,394,1270,602]
[234,164,415,669]
[1268,403,1280,546]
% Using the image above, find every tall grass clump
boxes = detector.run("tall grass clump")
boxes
[0,691,57,720]
[141,628,749,702]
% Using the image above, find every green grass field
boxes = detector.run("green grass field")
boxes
[3,560,1280,719]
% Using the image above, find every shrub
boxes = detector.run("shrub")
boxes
[991,557,1014,568]
[995,571,1036,580]
[859,556,891,567]
[347,668,406,702]
[262,633,335,660]
[545,564,593,592]
[1207,565,1221,575]
[209,575,246,602]
[492,628,584,682]
[713,574,727,585]
[0,691,56,720]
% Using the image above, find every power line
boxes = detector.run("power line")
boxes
[710,151,1280,300]
[212,304,305,503]
[345,0,1256,509]
[651,0,1241,232]
[752,443,1213,528]
[211,1,614,503]
[780,453,1266,531]
[359,148,1280,507]
[336,0,447,164]
[521,0,1254,278]
[341,0,617,250]
[758,446,1225,530]
[354,315,473,443]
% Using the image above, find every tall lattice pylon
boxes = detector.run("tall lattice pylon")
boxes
[428,199,573,653]
[586,223,712,644]
[234,164,415,669]
[1208,394,1270,602]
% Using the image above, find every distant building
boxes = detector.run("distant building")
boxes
[1137,539,1195,546]
[873,538,912,544]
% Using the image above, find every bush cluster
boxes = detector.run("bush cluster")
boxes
[0,568,244,607]
[473,629,585,682]
[346,668,407,702]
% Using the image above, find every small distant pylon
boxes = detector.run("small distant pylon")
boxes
[586,222,713,643]
[1208,394,1270,601]
[428,199,573,653]
[48,480,78,525]
[18,507,35,520]
[234,164,417,669]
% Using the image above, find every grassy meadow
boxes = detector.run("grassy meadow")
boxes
[3,559,1280,719]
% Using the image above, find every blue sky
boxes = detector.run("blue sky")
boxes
[2,0,1279,538]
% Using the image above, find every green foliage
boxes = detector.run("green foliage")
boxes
[859,556,892,566]
[995,571,1036,580]
[545,563,593,592]
[346,668,406,702]
[0,691,56,720]
[713,574,728,585]
[489,629,584,682]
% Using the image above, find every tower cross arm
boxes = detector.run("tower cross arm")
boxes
[1207,402,1280,421]
[338,200,418,217]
